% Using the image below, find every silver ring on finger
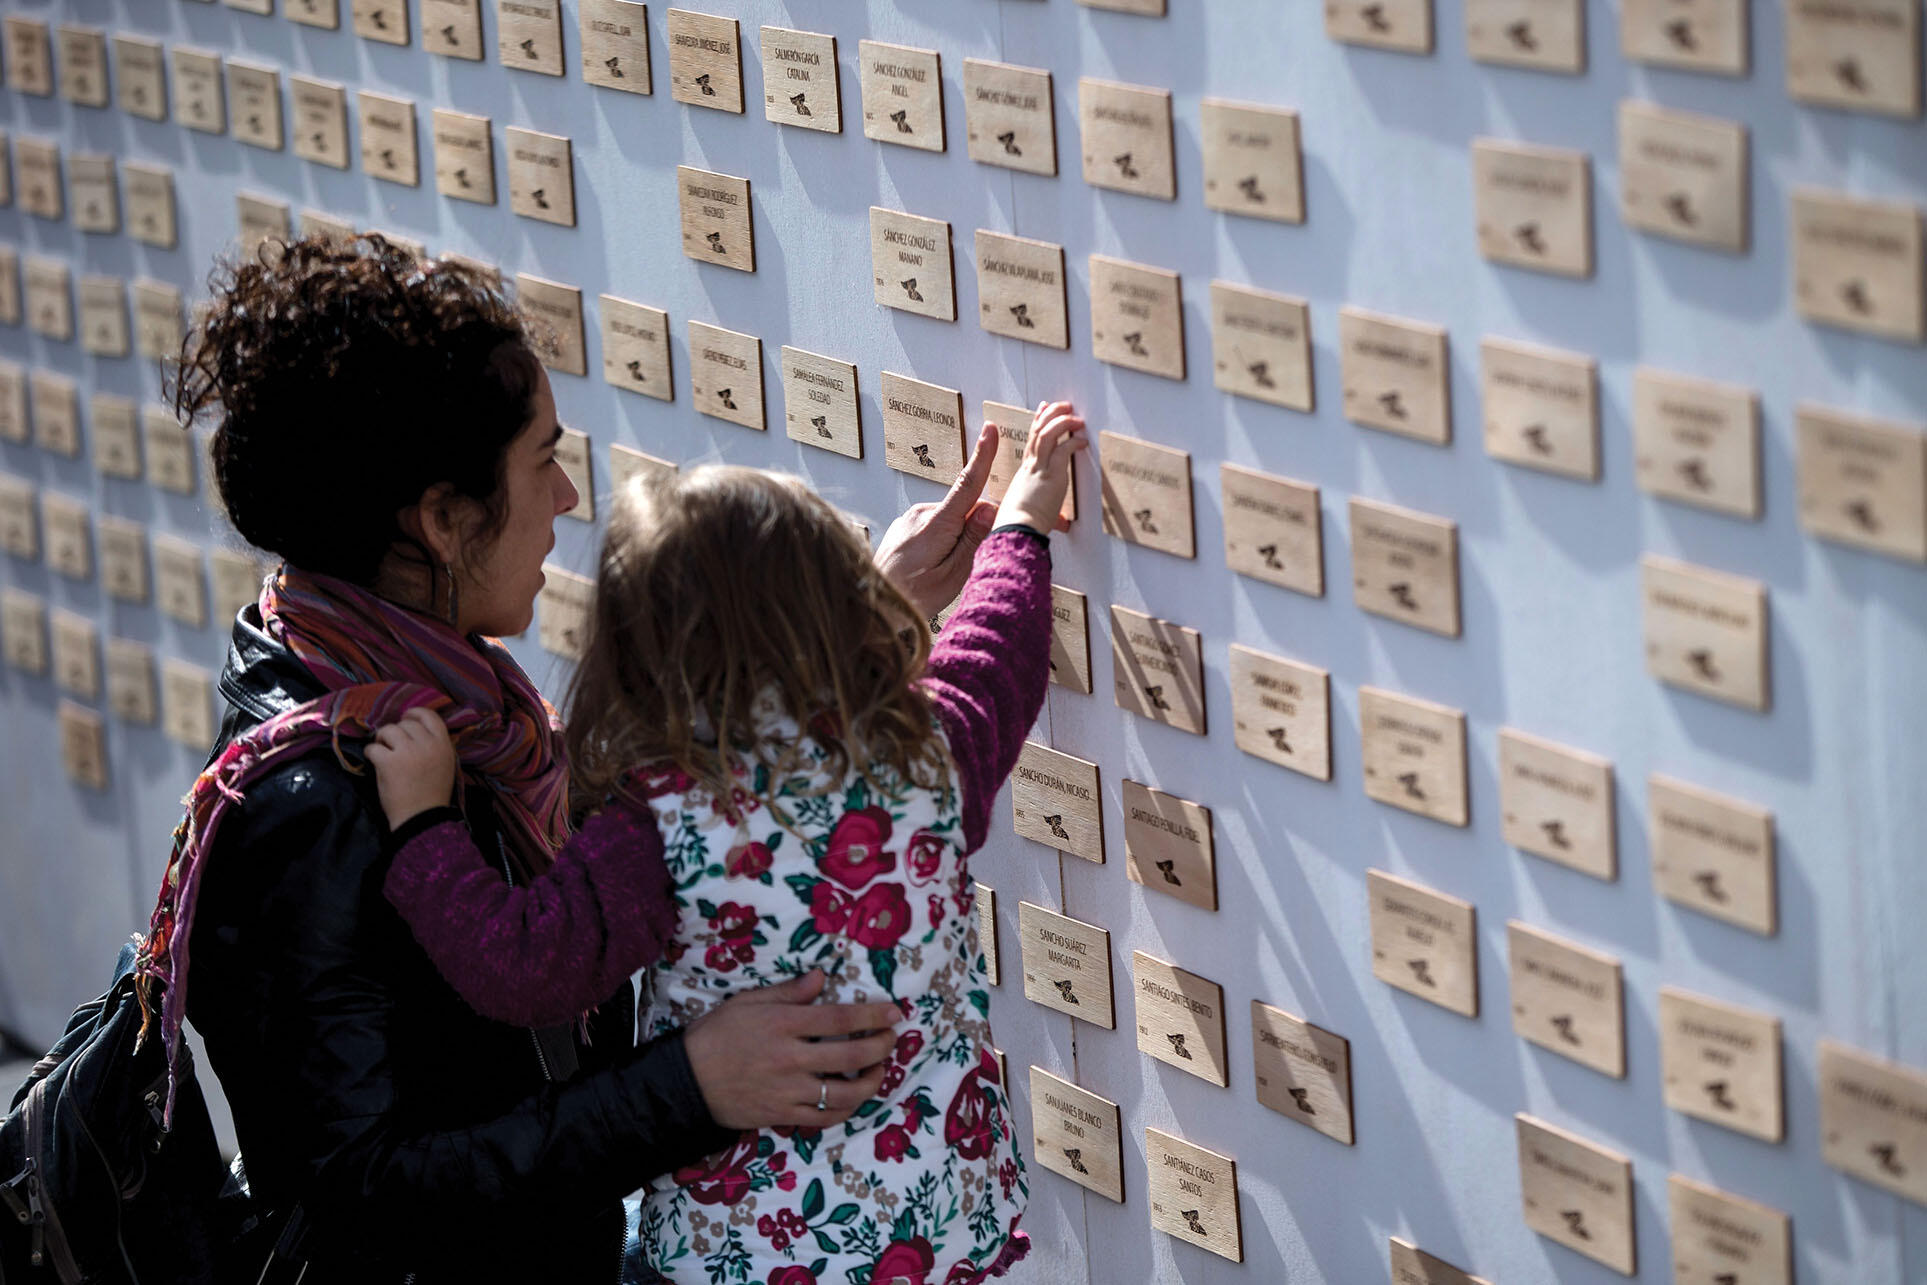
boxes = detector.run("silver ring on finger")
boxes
[816,1080,829,1112]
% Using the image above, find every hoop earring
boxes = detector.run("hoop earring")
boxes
[442,561,461,630]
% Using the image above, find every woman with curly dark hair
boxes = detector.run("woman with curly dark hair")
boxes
[145,235,1009,1283]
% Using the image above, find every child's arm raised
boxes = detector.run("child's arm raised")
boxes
[371,709,679,1028]
[920,401,1087,852]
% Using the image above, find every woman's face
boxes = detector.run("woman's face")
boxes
[458,366,578,638]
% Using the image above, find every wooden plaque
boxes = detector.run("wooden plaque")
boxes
[1019,902,1115,1028]
[288,0,343,30]
[536,565,594,660]
[607,444,676,494]
[666,9,744,112]
[0,363,22,443]
[1122,780,1215,910]
[982,400,1078,524]
[782,346,861,458]
[92,395,140,480]
[1621,0,1747,74]
[422,0,483,59]
[688,321,763,430]
[224,0,276,21]
[171,48,226,134]
[1819,1040,1927,1207]
[1650,774,1776,935]
[154,536,207,628]
[1133,954,1227,1084]
[1200,99,1304,223]
[30,370,79,455]
[1078,78,1175,201]
[0,477,34,558]
[291,77,351,170]
[97,517,144,601]
[964,59,1055,176]
[144,410,197,496]
[1793,188,1925,342]
[1011,741,1103,863]
[1659,987,1784,1142]
[1111,606,1204,735]
[1368,869,1478,1016]
[236,193,291,262]
[870,208,955,321]
[1498,728,1615,879]
[880,374,964,483]
[1796,403,1927,562]
[1049,584,1093,693]
[1091,258,1184,380]
[555,429,594,523]
[69,155,118,235]
[106,638,158,725]
[50,611,98,700]
[211,549,267,626]
[1221,464,1322,596]
[1466,0,1585,72]
[1667,1176,1791,1285]
[1,590,47,674]
[1081,0,1166,13]
[1350,498,1460,637]
[581,0,651,92]
[1619,101,1748,253]
[1633,367,1761,518]
[1360,687,1468,826]
[300,210,358,244]
[42,495,92,582]
[3,18,52,96]
[1786,0,1920,118]
[0,253,14,328]
[58,703,108,791]
[599,296,672,401]
[113,35,168,121]
[505,128,574,226]
[1640,555,1769,711]
[1146,1130,1242,1262]
[78,277,128,358]
[1211,282,1313,412]
[975,232,1069,349]
[352,0,410,45]
[762,27,838,132]
[125,166,177,249]
[358,92,419,185]
[497,0,564,75]
[516,275,587,376]
[432,110,495,205]
[227,62,283,151]
[1327,0,1435,54]
[1389,1239,1492,1285]
[1340,307,1450,444]
[1481,337,1599,479]
[975,883,999,985]
[17,140,61,221]
[162,660,217,750]
[679,167,754,272]
[1029,1066,1123,1202]
[1099,432,1194,557]
[1253,1002,1354,1145]
[1507,921,1625,1077]
[859,41,943,151]
[1228,644,1332,781]
[1516,1114,1636,1275]
[1473,139,1593,277]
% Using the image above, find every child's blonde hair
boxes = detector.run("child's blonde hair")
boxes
[564,466,951,811]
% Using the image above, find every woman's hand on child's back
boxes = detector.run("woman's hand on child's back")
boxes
[994,400,1087,535]
[368,706,460,831]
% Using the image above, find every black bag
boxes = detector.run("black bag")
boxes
[0,939,287,1284]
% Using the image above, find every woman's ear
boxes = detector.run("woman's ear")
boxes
[400,482,464,566]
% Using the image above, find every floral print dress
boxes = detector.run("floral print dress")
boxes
[632,698,1028,1285]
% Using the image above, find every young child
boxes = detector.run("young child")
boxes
[367,402,1086,1285]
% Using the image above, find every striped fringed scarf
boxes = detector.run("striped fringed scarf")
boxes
[136,566,572,1122]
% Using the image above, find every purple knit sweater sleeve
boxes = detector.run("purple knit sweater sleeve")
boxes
[917,529,1054,853]
[383,800,678,1028]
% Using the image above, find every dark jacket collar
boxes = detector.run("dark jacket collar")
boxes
[218,604,327,727]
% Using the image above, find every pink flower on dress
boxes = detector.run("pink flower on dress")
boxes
[713,901,759,942]
[873,1237,936,1285]
[927,893,947,931]
[874,1123,914,1162]
[768,1269,818,1285]
[821,807,896,888]
[674,1133,759,1205]
[809,883,853,935]
[630,764,696,798]
[848,883,912,951]
[893,1029,924,1065]
[943,1058,996,1161]
[903,829,947,886]
[725,840,773,879]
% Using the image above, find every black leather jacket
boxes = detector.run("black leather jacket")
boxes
[185,607,732,1283]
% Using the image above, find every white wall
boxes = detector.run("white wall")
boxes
[2,1,1924,1281]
